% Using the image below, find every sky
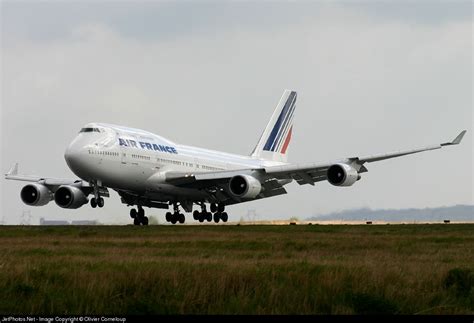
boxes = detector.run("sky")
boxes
[1,0,472,225]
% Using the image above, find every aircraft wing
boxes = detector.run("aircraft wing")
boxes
[265,130,466,185]
[166,130,466,202]
[4,163,109,196]
[5,163,79,185]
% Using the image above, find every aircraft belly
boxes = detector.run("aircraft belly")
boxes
[146,184,208,200]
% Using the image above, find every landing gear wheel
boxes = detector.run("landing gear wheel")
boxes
[142,216,149,226]
[97,197,104,208]
[171,215,178,225]
[133,218,141,225]
[198,215,204,223]
[217,204,225,213]
[130,209,137,219]
[166,212,172,222]
[214,213,220,223]
[90,198,97,208]
[169,202,183,225]
[210,203,218,213]
[193,210,200,221]
[221,212,228,222]
[206,212,212,222]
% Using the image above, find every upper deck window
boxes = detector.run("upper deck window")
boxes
[80,128,101,133]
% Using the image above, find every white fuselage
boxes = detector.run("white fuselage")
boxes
[64,123,286,201]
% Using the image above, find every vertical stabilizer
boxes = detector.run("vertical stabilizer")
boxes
[250,90,297,162]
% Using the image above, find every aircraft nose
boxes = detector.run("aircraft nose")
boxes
[65,142,80,164]
[64,140,87,176]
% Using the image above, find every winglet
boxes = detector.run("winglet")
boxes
[441,130,467,146]
[6,163,19,177]
[451,130,467,145]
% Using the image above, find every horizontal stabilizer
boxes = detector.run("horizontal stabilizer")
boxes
[6,163,19,176]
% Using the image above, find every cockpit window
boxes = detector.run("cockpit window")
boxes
[79,128,101,133]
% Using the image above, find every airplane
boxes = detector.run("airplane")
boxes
[4,90,467,225]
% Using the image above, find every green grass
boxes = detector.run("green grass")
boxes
[0,224,473,314]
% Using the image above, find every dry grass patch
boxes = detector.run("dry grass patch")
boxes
[0,224,472,314]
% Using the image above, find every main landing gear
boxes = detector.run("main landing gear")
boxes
[193,204,212,223]
[211,203,228,223]
[130,206,149,226]
[165,203,185,224]
[90,197,104,208]
[192,203,228,223]
[128,202,229,226]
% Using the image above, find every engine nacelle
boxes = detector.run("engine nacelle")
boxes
[20,184,53,206]
[327,163,360,187]
[54,185,88,209]
[229,175,262,199]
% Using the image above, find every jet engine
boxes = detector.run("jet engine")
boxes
[20,183,53,206]
[327,163,360,187]
[229,175,262,199]
[54,185,88,209]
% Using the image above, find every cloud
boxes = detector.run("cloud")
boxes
[1,2,472,224]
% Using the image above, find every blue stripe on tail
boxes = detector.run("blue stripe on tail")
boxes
[271,96,296,152]
[263,91,296,152]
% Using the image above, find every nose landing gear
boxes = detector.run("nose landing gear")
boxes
[90,180,104,208]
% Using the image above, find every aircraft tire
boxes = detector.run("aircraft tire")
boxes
[91,198,97,208]
[130,209,137,219]
[206,212,212,222]
[221,212,228,222]
[133,218,141,225]
[142,216,149,226]
[193,210,200,220]
[171,214,178,225]
[213,213,220,223]
[166,212,172,222]
[178,213,185,224]
[97,197,104,208]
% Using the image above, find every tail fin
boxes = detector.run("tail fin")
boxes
[251,90,297,162]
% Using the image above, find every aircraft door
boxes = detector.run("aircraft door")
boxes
[120,144,129,164]
[121,151,128,164]
[194,158,200,171]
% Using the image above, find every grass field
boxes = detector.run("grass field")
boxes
[0,224,473,315]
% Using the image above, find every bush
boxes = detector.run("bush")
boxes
[349,292,398,314]
[443,268,474,297]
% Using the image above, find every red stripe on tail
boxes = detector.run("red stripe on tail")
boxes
[280,127,292,154]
